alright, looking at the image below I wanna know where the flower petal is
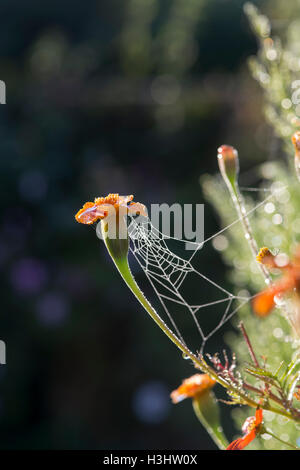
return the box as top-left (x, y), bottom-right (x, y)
top-left (128, 202), bottom-right (147, 217)
top-left (252, 289), bottom-right (276, 317)
top-left (170, 374), bottom-right (216, 404)
top-left (226, 430), bottom-right (256, 450)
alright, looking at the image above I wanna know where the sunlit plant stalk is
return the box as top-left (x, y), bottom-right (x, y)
top-left (217, 144), bottom-right (300, 340)
top-left (292, 132), bottom-right (300, 184)
top-left (99, 212), bottom-right (300, 423)
top-left (217, 145), bottom-right (271, 284)
top-left (75, 192), bottom-right (300, 454)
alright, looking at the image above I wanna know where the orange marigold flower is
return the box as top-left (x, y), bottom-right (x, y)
top-left (75, 193), bottom-right (146, 225)
top-left (294, 387), bottom-right (300, 401)
top-left (227, 408), bottom-right (263, 450)
top-left (252, 246), bottom-right (300, 317)
top-left (170, 374), bottom-right (216, 404)
top-left (292, 131), bottom-right (300, 154)
top-left (252, 277), bottom-right (295, 317)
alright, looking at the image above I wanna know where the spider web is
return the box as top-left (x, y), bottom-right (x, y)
top-left (125, 183), bottom-right (285, 355)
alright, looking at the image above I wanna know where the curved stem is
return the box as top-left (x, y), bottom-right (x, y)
top-left (109, 253), bottom-right (300, 423)
top-left (192, 394), bottom-right (229, 450)
top-left (114, 256), bottom-right (197, 360)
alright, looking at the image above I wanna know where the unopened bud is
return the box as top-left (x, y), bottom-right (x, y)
top-left (217, 145), bottom-right (239, 188)
top-left (292, 132), bottom-right (300, 182)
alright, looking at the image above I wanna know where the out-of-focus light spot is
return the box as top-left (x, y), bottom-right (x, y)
top-left (261, 433), bottom-right (272, 440)
top-left (273, 327), bottom-right (283, 339)
top-left (275, 253), bottom-right (289, 267)
top-left (132, 381), bottom-right (170, 424)
top-left (10, 258), bottom-right (48, 294)
top-left (212, 235), bottom-right (228, 252)
top-left (261, 163), bottom-right (276, 179)
top-left (282, 125), bottom-right (292, 137)
top-left (296, 437), bottom-right (300, 448)
top-left (151, 75), bottom-right (181, 105)
top-left (277, 415), bottom-right (289, 425)
top-left (263, 411), bottom-right (274, 422)
top-left (280, 433), bottom-right (289, 442)
top-left (19, 170), bottom-right (48, 202)
top-left (259, 72), bottom-right (270, 84)
top-left (264, 202), bottom-right (275, 214)
top-left (296, 104), bottom-right (300, 117)
top-left (36, 292), bottom-right (69, 326)
top-left (274, 187), bottom-right (290, 204)
top-left (237, 289), bottom-right (250, 298)
top-left (30, 32), bottom-right (67, 75)
top-left (272, 213), bottom-right (282, 225)
top-left (281, 98), bottom-right (292, 110)
top-left (266, 49), bottom-right (277, 61)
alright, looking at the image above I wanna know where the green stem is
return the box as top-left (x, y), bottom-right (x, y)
top-left (108, 250), bottom-right (299, 422)
top-left (227, 181), bottom-right (271, 283)
top-left (262, 426), bottom-right (299, 450)
top-left (114, 255), bottom-right (197, 360)
top-left (101, 221), bottom-right (300, 424)
top-left (192, 393), bottom-right (229, 450)
top-left (226, 180), bottom-right (300, 338)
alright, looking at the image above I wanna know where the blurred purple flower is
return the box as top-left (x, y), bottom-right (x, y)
top-left (36, 292), bottom-right (70, 326)
top-left (132, 381), bottom-right (170, 424)
top-left (10, 258), bottom-right (48, 294)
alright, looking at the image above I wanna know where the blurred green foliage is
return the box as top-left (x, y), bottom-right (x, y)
top-left (1, 0), bottom-right (297, 450)
top-left (202, 0), bottom-right (300, 449)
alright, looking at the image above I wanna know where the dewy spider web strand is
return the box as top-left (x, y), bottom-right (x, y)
top-left (127, 183), bottom-right (287, 354)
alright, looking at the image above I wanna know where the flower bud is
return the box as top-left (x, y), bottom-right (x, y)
top-left (217, 145), bottom-right (239, 189)
top-left (292, 132), bottom-right (300, 182)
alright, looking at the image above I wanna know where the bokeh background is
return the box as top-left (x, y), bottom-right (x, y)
top-left (0, 0), bottom-right (290, 449)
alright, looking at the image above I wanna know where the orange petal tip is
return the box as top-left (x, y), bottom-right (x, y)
top-left (252, 290), bottom-right (275, 317)
top-left (170, 374), bottom-right (216, 404)
top-left (292, 131), bottom-right (300, 152)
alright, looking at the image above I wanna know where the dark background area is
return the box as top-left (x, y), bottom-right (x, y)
top-left (0, 0), bottom-right (274, 449)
